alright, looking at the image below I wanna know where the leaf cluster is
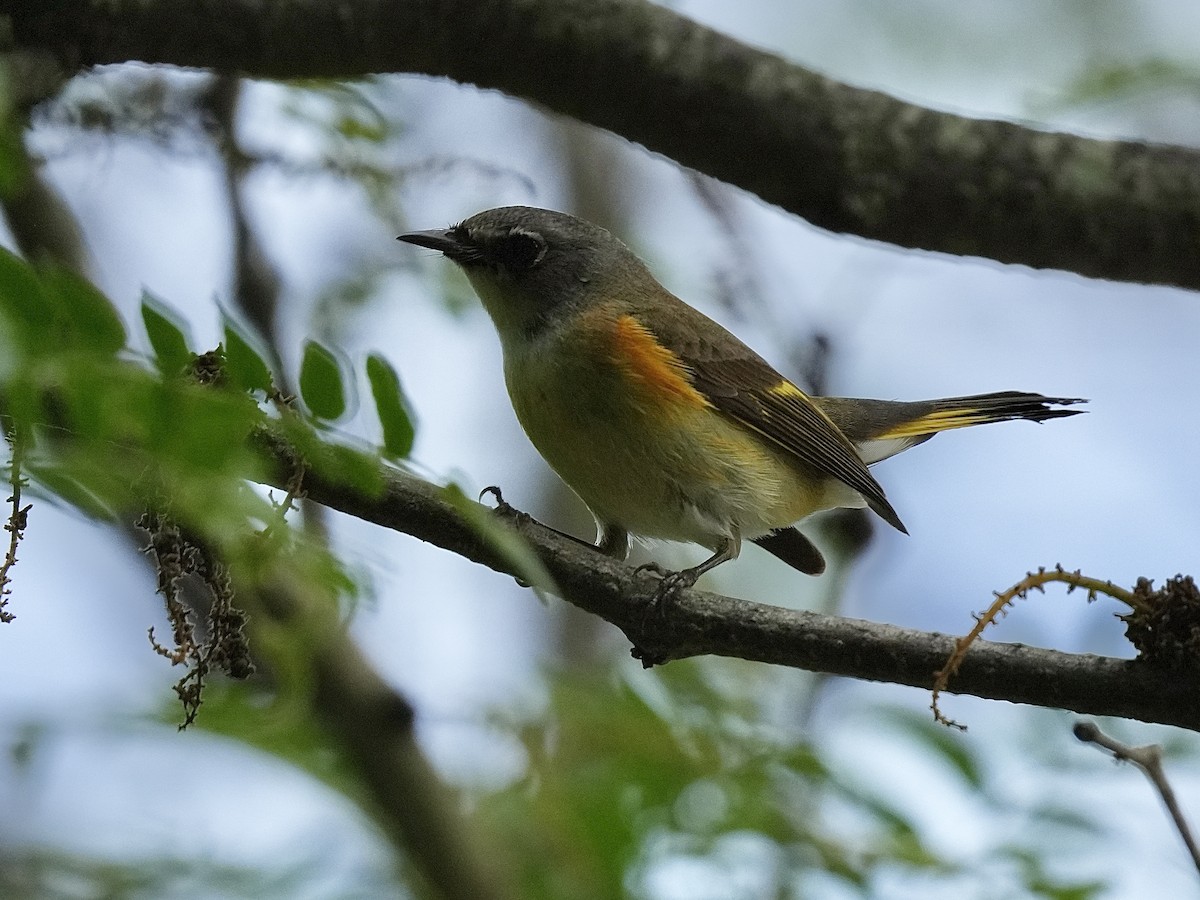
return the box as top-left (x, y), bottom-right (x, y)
top-left (0, 247), bottom-right (420, 726)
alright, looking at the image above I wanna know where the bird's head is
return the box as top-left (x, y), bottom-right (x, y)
top-left (399, 206), bottom-right (653, 341)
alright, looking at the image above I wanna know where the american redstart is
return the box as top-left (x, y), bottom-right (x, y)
top-left (398, 207), bottom-right (1084, 586)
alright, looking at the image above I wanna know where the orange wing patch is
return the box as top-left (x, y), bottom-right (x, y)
top-left (610, 315), bottom-right (710, 409)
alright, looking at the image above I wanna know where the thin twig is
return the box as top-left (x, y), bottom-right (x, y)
top-left (0, 426), bottom-right (31, 623)
top-left (933, 566), bottom-right (1139, 729)
top-left (262, 438), bottom-right (307, 537)
top-left (1074, 720), bottom-right (1200, 876)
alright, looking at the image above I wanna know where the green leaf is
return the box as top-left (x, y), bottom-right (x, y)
top-left (0, 101), bottom-right (29, 197)
top-left (298, 340), bottom-right (346, 420)
top-left (25, 462), bottom-right (117, 521)
top-left (1061, 58), bottom-right (1200, 105)
top-left (0, 246), bottom-right (52, 348)
top-left (335, 112), bottom-right (387, 143)
top-left (443, 483), bottom-right (558, 598)
top-left (0, 252), bottom-right (125, 357)
top-left (41, 264), bottom-right (126, 356)
top-left (150, 381), bottom-right (262, 472)
top-left (221, 313), bottom-right (275, 394)
top-left (141, 292), bottom-right (193, 375)
top-left (321, 442), bottom-right (385, 496)
top-left (365, 353), bottom-right (415, 459)
top-left (1024, 803), bottom-right (1104, 837)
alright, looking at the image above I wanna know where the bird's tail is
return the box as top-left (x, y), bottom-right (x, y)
top-left (816, 392), bottom-right (1086, 465)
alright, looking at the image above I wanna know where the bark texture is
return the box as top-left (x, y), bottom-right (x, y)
top-left (6, 0), bottom-right (1200, 289)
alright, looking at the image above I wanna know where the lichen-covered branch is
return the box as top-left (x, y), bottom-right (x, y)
top-left (5, 0), bottom-right (1200, 289)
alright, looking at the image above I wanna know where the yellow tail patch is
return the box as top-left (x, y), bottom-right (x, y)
top-left (875, 408), bottom-right (999, 440)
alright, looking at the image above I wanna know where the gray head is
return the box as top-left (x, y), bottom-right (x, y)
top-left (398, 206), bottom-right (655, 338)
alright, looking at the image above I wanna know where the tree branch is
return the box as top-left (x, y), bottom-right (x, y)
top-left (6, 0), bottom-right (1200, 290)
top-left (252, 431), bottom-right (1200, 733)
top-left (1074, 720), bottom-right (1200, 875)
top-left (249, 579), bottom-right (519, 900)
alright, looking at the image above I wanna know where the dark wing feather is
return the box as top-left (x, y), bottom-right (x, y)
top-left (637, 298), bottom-right (905, 533)
top-left (688, 356), bottom-right (906, 532)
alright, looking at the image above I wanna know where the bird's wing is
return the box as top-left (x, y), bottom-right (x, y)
top-left (638, 304), bottom-right (906, 533)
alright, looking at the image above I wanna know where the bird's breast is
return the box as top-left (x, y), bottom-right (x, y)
top-left (497, 308), bottom-right (828, 542)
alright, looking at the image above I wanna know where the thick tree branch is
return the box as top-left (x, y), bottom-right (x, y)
top-left (253, 432), bottom-right (1200, 733)
top-left (5, 0), bottom-right (1200, 290)
top-left (248, 579), bottom-right (518, 900)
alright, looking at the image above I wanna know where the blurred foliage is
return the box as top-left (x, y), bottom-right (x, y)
top-left (277, 81), bottom-right (399, 226)
top-left (467, 660), bottom-right (1114, 899)
top-left (0, 845), bottom-right (407, 900)
top-left (187, 682), bottom-right (368, 804)
top-left (0, 64), bottom-right (32, 196)
top-left (0, 241), bottom-right (413, 657)
top-left (1048, 57), bottom-right (1200, 109)
top-left (166, 659), bottom-right (1115, 898)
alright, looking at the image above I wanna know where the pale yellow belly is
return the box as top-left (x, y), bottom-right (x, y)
top-left (501, 329), bottom-right (844, 547)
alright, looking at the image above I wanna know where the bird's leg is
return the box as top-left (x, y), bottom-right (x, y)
top-left (480, 485), bottom-right (530, 524)
top-left (630, 531), bottom-right (741, 668)
top-left (597, 522), bottom-right (629, 560)
top-left (483, 487), bottom-right (629, 559)
top-left (636, 531), bottom-right (741, 596)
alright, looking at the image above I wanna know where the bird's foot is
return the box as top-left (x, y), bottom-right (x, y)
top-left (629, 562), bottom-right (702, 668)
top-left (480, 485), bottom-right (531, 525)
top-left (479, 486), bottom-right (535, 587)
top-left (633, 561), bottom-right (700, 600)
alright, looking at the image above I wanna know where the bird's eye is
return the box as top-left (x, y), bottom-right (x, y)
top-left (493, 229), bottom-right (546, 271)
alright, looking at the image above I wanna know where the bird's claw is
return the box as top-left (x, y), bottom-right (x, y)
top-left (480, 485), bottom-right (532, 527)
top-left (479, 486), bottom-right (532, 586)
top-left (630, 563), bottom-right (701, 668)
top-left (479, 484), bottom-right (510, 512)
top-left (632, 560), bottom-right (672, 580)
top-left (633, 561), bottom-right (699, 604)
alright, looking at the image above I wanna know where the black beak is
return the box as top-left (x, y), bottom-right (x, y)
top-left (397, 228), bottom-right (465, 255)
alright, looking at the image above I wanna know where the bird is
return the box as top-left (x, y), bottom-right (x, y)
top-left (398, 206), bottom-right (1084, 587)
